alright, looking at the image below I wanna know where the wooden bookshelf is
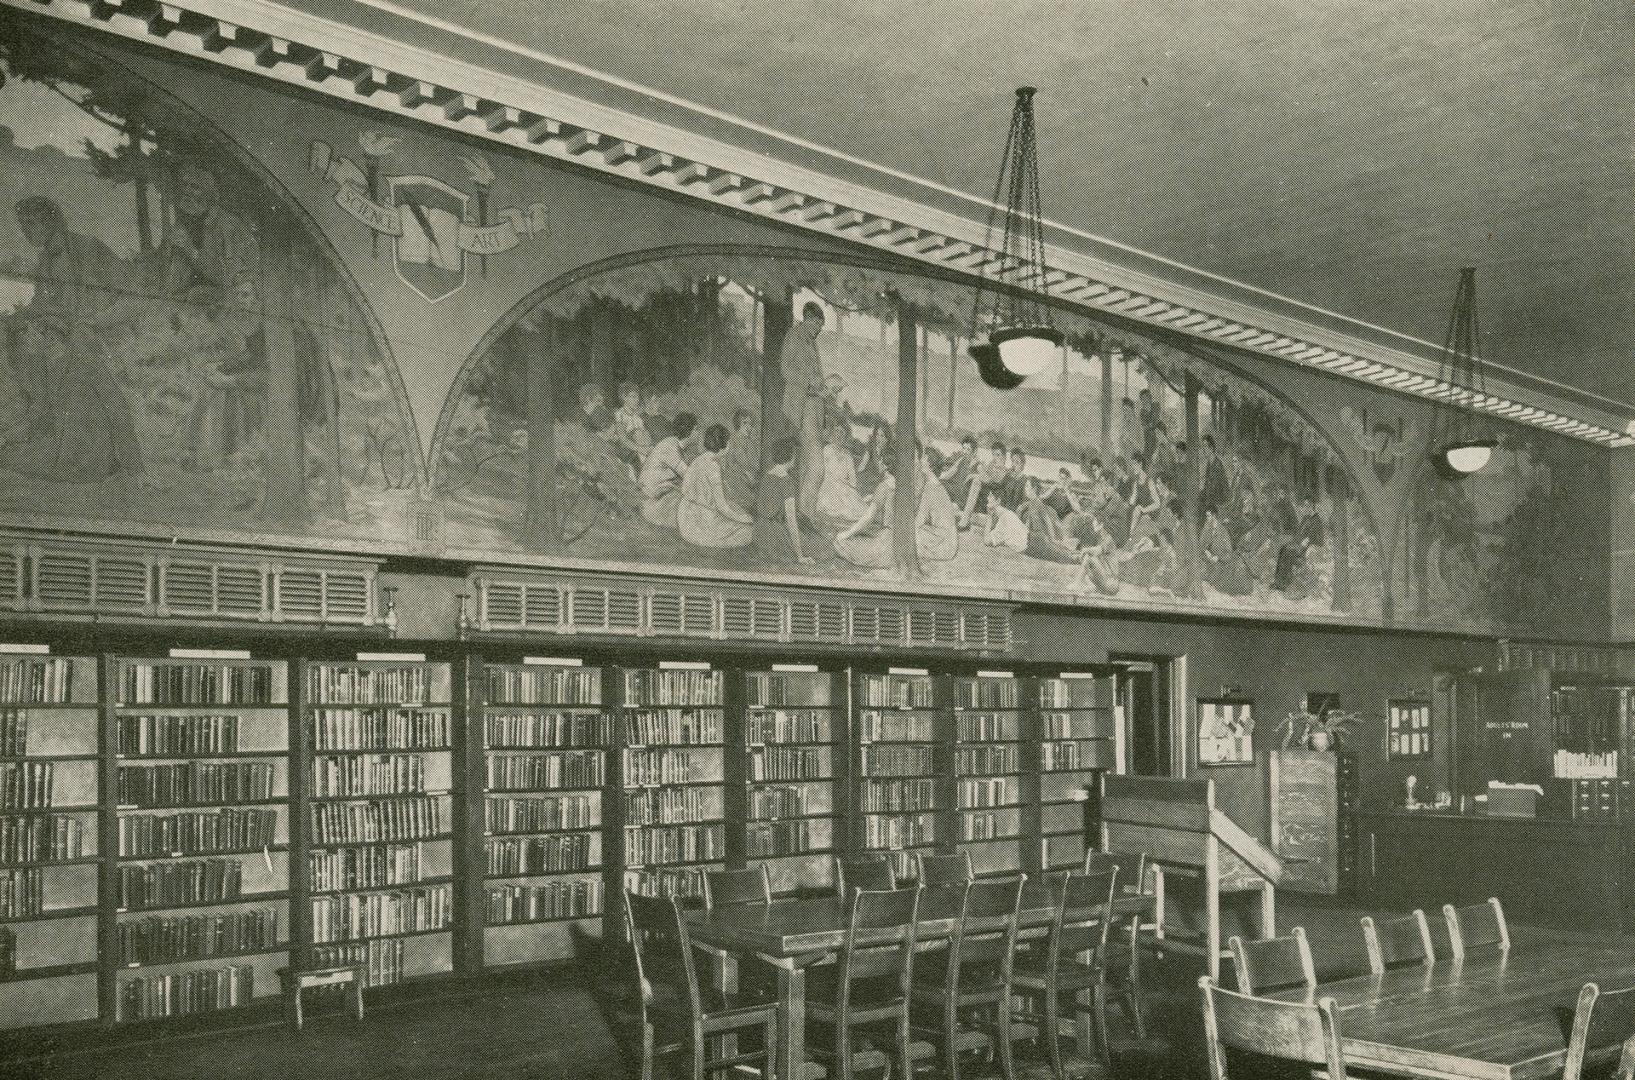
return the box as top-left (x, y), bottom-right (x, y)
top-left (1036, 671), bottom-right (1121, 872)
top-left (108, 655), bottom-right (290, 1024)
top-left (740, 666), bottom-right (845, 894)
top-left (855, 669), bottom-right (945, 885)
top-left (475, 657), bottom-right (607, 967)
top-left (954, 672), bottom-right (1028, 877)
top-left (300, 658), bottom-right (455, 990)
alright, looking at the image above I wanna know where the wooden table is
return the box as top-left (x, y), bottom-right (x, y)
top-left (1270, 942), bottom-right (1635, 1079)
top-left (687, 885), bottom-right (1152, 1080)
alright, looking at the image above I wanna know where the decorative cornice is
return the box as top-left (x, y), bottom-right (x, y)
top-left (11, 0), bottom-right (1633, 447)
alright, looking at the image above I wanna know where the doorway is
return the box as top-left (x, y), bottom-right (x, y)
top-left (1111, 655), bottom-right (1178, 777)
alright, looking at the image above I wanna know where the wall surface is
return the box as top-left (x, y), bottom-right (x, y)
top-left (0, 11), bottom-right (1611, 643)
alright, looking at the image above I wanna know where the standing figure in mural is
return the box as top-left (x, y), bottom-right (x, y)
top-left (188, 274), bottom-right (268, 468)
top-left (815, 421), bottom-right (867, 525)
top-left (1200, 434), bottom-right (1231, 516)
top-left (13, 196), bottom-right (124, 326)
top-left (720, 407), bottom-right (759, 513)
top-left (0, 311), bottom-right (141, 481)
top-left (1138, 387), bottom-right (1160, 458)
top-left (610, 381), bottom-right (653, 480)
top-left (1118, 397), bottom-right (1143, 463)
top-left (753, 436), bottom-right (814, 564)
top-left (155, 163), bottom-right (259, 306)
top-left (677, 423), bottom-right (753, 549)
top-left (639, 412), bottom-right (697, 530)
top-left (780, 301), bottom-right (829, 520)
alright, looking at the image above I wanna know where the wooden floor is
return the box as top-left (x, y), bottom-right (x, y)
top-left (0, 898), bottom-right (1600, 1080)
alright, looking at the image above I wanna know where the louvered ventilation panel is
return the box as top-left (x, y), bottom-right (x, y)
top-left (480, 581), bottom-right (525, 628)
top-left (277, 569), bottom-right (326, 622)
top-left (568, 585), bottom-right (642, 633)
top-left (93, 555), bottom-right (152, 613)
top-left (320, 571), bottom-right (372, 624)
top-left (787, 598), bottom-right (847, 641)
top-left (34, 550), bottom-right (94, 610)
top-left (522, 583), bottom-right (563, 629)
top-left (0, 547), bottom-right (21, 610)
top-left (720, 595), bottom-right (786, 642)
top-left (162, 560), bottom-right (266, 619)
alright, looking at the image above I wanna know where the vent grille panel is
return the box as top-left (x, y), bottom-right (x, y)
top-left (94, 557), bottom-right (150, 611)
top-left (36, 553), bottom-right (93, 608)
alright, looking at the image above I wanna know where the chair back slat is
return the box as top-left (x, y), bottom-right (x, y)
top-left (624, 890), bottom-right (702, 1020)
top-left (1086, 849), bottom-right (1149, 895)
top-left (1443, 897), bottom-right (1509, 960)
top-left (1565, 983), bottom-right (1635, 1080)
top-left (947, 876), bottom-right (1025, 986)
top-left (703, 865), bottom-right (771, 910)
top-left (1361, 910), bottom-right (1434, 975)
top-left (1229, 927), bottom-right (1316, 996)
top-left (836, 886), bottom-right (920, 1009)
top-left (1200, 976), bottom-right (1347, 1079)
top-left (917, 850), bottom-right (974, 886)
top-left (836, 855), bottom-right (896, 897)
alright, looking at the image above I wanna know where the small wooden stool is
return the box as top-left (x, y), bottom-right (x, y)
top-left (278, 964), bottom-right (365, 1030)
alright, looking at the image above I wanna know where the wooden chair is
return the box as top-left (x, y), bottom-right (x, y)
top-left (624, 890), bottom-right (779, 1080)
top-left (835, 855), bottom-right (896, 898)
top-left (917, 850), bottom-right (974, 886)
top-left (1012, 867), bottom-right (1118, 1080)
top-left (912, 875), bottom-right (1027, 1080)
top-left (702, 865), bottom-right (772, 910)
top-left (1199, 976), bottom-right (1349, 1080)
top-left (1564, 982), bottom-right (1635, 1080)
top-left (1360, 910), bottom-right (1435, 975)
top-left (1228, 926), bottom-right (1315, 996)
top-left (1084, 849), bottom-right (1150, 1037)
top-left (806, 885), bottom-right (933, 1080)
top-left (1442, 897), bottom-right (1509, 960)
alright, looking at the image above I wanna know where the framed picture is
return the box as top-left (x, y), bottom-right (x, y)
top-left (1386, 698), bottom-right (1432, 760)
top-left (1197, 697), bottom-right (1255, 766)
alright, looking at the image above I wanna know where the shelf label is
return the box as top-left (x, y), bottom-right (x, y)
top-left (658, 661), bottom-right (710, 671)
top-left (887, 667), bottom-right (928, 677)
top-left (523, 656), bottom-right (582, 667)
top-left (0, 643), bottom-right (49, 654)
top-left (169, 648), bottom-right (252, 660)
top-left (1059, 672), bottom-right (1096, 680)
top-left (770, 663), bottom-right (819, 673)
top-left (976, 670), bottom-right (1015, 680)
top-left (357, 652), bottom-right (426, 663)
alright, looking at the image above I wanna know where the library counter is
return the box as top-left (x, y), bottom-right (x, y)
top-left (1357, 808), bottom-right (1633, 933)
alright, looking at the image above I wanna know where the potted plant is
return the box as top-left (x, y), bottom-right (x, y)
top-left (1278, 708), bottom-right (1361, 751)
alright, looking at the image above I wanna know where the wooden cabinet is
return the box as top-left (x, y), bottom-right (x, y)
top-left (1267, 749), bottom-right (1338, 894)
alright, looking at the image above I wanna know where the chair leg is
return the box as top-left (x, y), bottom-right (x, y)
top-left (996, 993), bottom-right (1016, 1080)
top-left (1042, 985), bottom-right (1064, 1080)
top-left (944, 999), bottom-right (961, 1080)
top-left (837, 1020), bottom-right (854, 1080)
top-left (641, 1022), bottom-right (656, 1080)
top-left (1091, 983), bottom-right (1112, 1068)
top-left (1125, 929), bottom-right (1147, 1039)
top-left (763, 1014), bottom-right (780, 1080)
top-left (691, 1022), bottom-right (707, 1080)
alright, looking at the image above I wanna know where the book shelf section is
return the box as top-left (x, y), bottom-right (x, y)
top-left (0, 655), bottom-right (100, 1030)
top-left (301, 660), bottom-right (454, 990)
top-left (954, 674), bottom-right (1027, 876)
top-left (743, 668), bottom-right (842, 893)
top-left (856, 671), bottom-right (944, 884)
top-left (479, 661), bottom-right (606, 966)
top-left (111, 657), bottom-right (289, 1023)
top-left (619, 667), bottom-right (725, 902)
top-left (1037, 673), bottom-right (1120, 871)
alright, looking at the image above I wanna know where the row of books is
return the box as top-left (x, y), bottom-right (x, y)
top-left (858, 712), bottom-right (936, 743)
top-left (121, 663), bottom-right (277, 706)
top-left (956, 745), bottom-right (1021, 775)
top-left (862, 778), bottom-right (936, 812)
top-left (485, 667), bottom-right (602, 706)
top-left (486, 751), bottom-right (603, 791)
top-left (311, 754), bottom-right (424, 798)
top-left (118, 964), bottom-right (255, 1020)
top-left (958, 713), bottom-right (1021, 742)
top-left (746, 673), bottom-right (829, 708)
top-left (116, 762), bottom-right (276, 808)
top-left (0, 868), bottom-right (43, 917)
top-left (484, 795), bottom-right (599, 834)
top-left (310, 884), bottom-right (452, 942)
top-left (118, 714), bottom-right (248, 757)
top-left (119, 858), bottom-right (244, 909)
top-left (749, 785), bottom-right (813, 821)
top-left (623, 669), bottom-right (721, 706)
top-left (747, 820), bottom-right (821, 858)
top-left (622, 749), bottom-right (713, 788)
top-left (486, 833), bottom-right (596, 875)
top-left (1041, 714), bottom-right (1104, 739)
top-left (625, 787), bottom-right (715, 826)
top-left (623, 709), bottom-right (722, 746)
top-left (958, 777), bottom-right (1018, 808)
top-left (485, 879), bottom-right (603, 923)
top-left (117, 907), bottom-right (281, 965)
top-left (622, 823), bottom-right (723, 867)
top-left (746, 709), bottom-right (832, 744)
top-left (312, 939), bottom-right (403, 987)
top-left (307, 666), bottom-right (440, 706)
top-left (857, 675), bottom-right (934, 709)
top-left (1039, 680), bottom-right (1101, 709)
top-left (1, 658), bottom-right (79, 705)
top-left (118, 809), bottom-right (277, 857)
top-left (1040, 741), bottom-right (1107, 773)
top-left (748, 746), bottom-right (831, 782)
top-left (625, 867), bottom-right (704, 900)
top-left (955, 680), bottom-right (1020, 709)
top-left (0, 707), bottom-right (33, 756)
top-left (485, 711), bottom-right (609, 749)
top-left (0, 762), bottom-right (54, 809)
top-left (862, 746), bottom-right (934, 777)
top-left (0, 813), bottom-right (86, 864)
top-left (863, 813), bottom-right (933, 850)
top-left (309, 798), bottom-right (443, 845)
top-left (309, 843), bottom-right (424, 894)
top-left (960, 810), bottom-right (1017, 842)
top-left (310, 708), bottom-right (450, 751)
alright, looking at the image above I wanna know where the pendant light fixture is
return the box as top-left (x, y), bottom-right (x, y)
top-left (1430, 266), bottom-right (1496, 476)
top-left (968, 86), bottom-right (1063, 390)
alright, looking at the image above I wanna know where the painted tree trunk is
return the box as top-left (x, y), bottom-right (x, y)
top-left (946, 333), bottom-right (959, 432)
top-left (1182, 371), bottom-right (1203, 597)
top-left (893, 299), bottom-right (921, 577)
top-left (759, 288), bottom-right (793, 479)
top-left (1331, 464), bottom-right (1351, 611)
top-left (1100, 345), bottom-right (1114, 458)
top-left (523, 319), bottom-right (559, 546)
top-left (259, 217), bottom-right (309, 525)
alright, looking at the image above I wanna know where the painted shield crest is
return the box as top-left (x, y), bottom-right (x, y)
top-left (388, 174), bottom-right (469, 303)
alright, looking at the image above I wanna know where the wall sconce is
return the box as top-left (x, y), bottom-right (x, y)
top-left (455, 593), bottom-right (471, 640)
top-left (378, 586), bottom-right (398, 638)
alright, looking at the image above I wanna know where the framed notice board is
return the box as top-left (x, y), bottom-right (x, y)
top-left (1197, 697), bottom-right (1254, 766)
top-left (1387, 698), bottom-right (1432, 760)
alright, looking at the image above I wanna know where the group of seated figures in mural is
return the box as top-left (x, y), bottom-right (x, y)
top-left (531, 290), bottom-right (1342, 610)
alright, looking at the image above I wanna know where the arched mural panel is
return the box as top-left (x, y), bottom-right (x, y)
top-left (434, 247), bottom-right (1388, 624)
top-left (0, 18), bottom-right (421, 541)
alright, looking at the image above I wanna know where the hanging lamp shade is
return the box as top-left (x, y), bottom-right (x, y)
top-left (1430, 266), bottom-right (1496, 478)
top-left (968, 87), bottom-right (1062, 388)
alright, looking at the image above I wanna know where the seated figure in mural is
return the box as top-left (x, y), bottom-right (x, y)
top-left (957, 439), bottom-right (1010, 530)
top-left (677, 423), bottom-right (754, 549)
top-left (1275, 495), bottom-right (1327, 598)
top-left (815, 421), bottom-right (868, 526)
top-left (1129, 473), bottom-right (1177, 548)
top-left (578, 383), bottom-right (614, 434)
top-left (834, 443), bottom-right (959, 570)
top-left (719, 407), bottom-right (759, 514)
top-left (1072, 513), bottom-right (1123, 596)
top-left (1120, 525), bottom-right (1183, 596)
top-left (153, 162), bottom-right (260, 308)
top-left (753, 436), bottom-right (815, 564)
top-left (1043, 466), bottom-right (1081, 519)
top-left (832, 464), bottom-right (896, 569)
top-left (856, 422), bottom-right (894, 498)
top-left (0, 311), bottom-right (141, 482)
top-left (609, 381), bottom-right (653, 478)
top-left (938, 435), bottom-right (978, 505)
top-left (983, 496), bottom-right (1030, 555)
top-left (915, 445), bottom-right (959, 564)
top-left (13, 196), bottom-right (126, 329)
top-left (1018, 476), bottom-right (1082, 565)
top-left (1201, 505), bottom-right (1254, 596)
top-left (639, 411), bottom-right (697, 530)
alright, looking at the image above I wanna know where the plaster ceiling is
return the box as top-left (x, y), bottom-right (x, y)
top-left (366, 0), bottom-right (1634, 406)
